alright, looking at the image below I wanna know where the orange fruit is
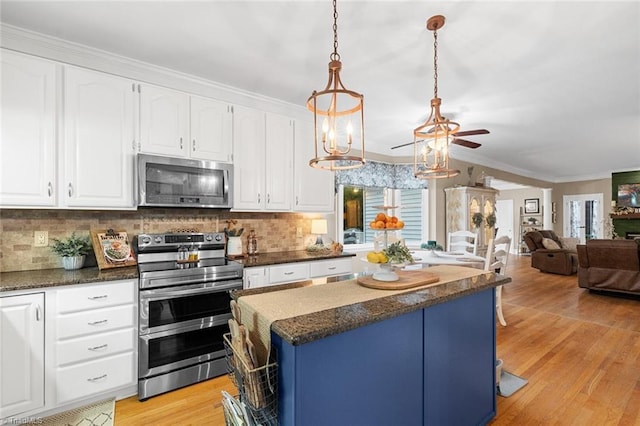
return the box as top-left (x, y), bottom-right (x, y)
top-left (369, 221), bottom-right (376, 228)
top-left (390, 216), bottom-right (398, 223)
top-left (385, 222), bottom-right (394, 229)
top-left (375, 220), bottom-right (385, 229)
top-left (375, 213), bottom-right (386, 222)
top-left (396, 220), bottom-right (404, 229)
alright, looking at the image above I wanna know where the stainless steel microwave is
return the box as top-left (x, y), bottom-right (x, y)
top-left (137, 154), bottom-right (233, 208)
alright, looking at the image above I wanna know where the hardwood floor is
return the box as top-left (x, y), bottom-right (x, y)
top-left (115, 255), bottom-right (640, 425)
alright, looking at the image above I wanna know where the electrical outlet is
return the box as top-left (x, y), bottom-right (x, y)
top-left (34, 231), bottom-right (48, 247)
top-left (296, 227), bottom-right (303, 238)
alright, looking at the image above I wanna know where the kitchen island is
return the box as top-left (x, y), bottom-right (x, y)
top-left (233, 265), bottom-right (511, 426)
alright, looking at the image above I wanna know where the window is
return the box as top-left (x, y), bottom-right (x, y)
top-left (339, 185), bottom-right (428, 247)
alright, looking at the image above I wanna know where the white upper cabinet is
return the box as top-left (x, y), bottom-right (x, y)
top-left (0, 50), bottom-right (57, 207)
top-left (139, 83), bottom-right (190, 157)
top-left (63, 66), bottom-right (135, 208)
top-left (232, 107), bottom-right (293, 211)
top-left (190, 95), bottom-right (233, 162)
top-left (293, 120), bottom-right (335, 212)
top-left (233, 105), bottom-right (266, 210)
top-left (139, 84), bottom-right (232, 162)
top-left (264, 112), bottom-right (293, 211)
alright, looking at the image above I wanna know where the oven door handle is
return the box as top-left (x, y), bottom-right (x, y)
top-left (142, 271), bottom-right (241, 288)
top-left (140, 281), bottom-right (240, 301)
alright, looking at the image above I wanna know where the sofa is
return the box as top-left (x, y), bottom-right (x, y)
top-left (523, 230), bottom-right (579, 275)
top-left (577, 239), bottom-right (640, 295)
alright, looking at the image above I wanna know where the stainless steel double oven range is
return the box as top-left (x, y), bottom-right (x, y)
top-left (136, 231), bottom-right (243, 400)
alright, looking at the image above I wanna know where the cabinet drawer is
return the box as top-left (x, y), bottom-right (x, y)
top-left (309, 258), bottom-right (352, 278)
top-left (57, 279), bottom-right (136, 313)
top-left (56, 352), bottom-right (135, 404)
top-left (269, 263), bottom-right (309, 285)
top-left (57, 305), bottom-right (135, 339)
top-left (56, 328), bottom-right (135, 366)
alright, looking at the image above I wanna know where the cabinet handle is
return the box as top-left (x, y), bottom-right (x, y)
top-left (284, 271), bottom-right (294, 275)
top-left (35, 304), bottom-right (42, 321)
top-left (328, 266), bottom-right (336, 270)
top-left (257, 193), bottom-right (261, 204)
top-left (180, 137), bottom-right (183, 149)
top-left (192, 140), bottom-right (196, 151)
top-left (267, 194), bottom-right (270, 204)
top-left (47, 182), bottom-right (53, 197)
top-left (296, 196), bottom-right (299, 206)
top-left (87, 374), bottom-right (107, 383)
top-left (88, 319), bottom-right (108, 326)
top-left (88, 344), bottom-right (108, 352)
top-left (68, 183), bottom-right (73, 197)
top-left (87, 294), bottom-right (108, 300)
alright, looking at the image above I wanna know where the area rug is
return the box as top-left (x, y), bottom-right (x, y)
top-left (28, 398), bottom-right (115, 426)
top-left (497, 371), bottom-right (528, 397)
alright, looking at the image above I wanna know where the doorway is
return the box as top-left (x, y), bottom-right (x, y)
top-left (495, 199), bottom-right (515, 253)
top-left (563, 193), bottom-right (604, 243)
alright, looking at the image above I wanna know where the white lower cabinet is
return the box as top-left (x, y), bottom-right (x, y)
top-left (243, 258), bottom-right (353, 289)
top-left (52, 279), bottom-right (137, 406)
top-left (0, 293), bottom-right (45, 420)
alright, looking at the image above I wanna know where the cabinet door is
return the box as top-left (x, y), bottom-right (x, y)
top-left (233, 105), bottom-right (265, 211)
top-left (190, 96), bottom-right (232, 162)
top-left (243, 267), bottom-right (269, 289)
top-left (139, 83), bottom-right (189, 157)
top-left (63, 67), bottom-right (135, 208)
top-left (293, 120), bottom-right (334, 212)
top-left (265, 113), bottom-right (293, 211)
top-left (0, 293), bottom-right (45, 418)
top-left (0, 50), bottom-right (57, 207)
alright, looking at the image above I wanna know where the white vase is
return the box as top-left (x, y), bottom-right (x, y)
top-left (62, 255), bottom-right (85, 270)
top-left (226, 236), bottom-right (243, 256)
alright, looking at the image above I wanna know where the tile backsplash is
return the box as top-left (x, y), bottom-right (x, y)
top-left (0, 209), bottom-right (323, 272)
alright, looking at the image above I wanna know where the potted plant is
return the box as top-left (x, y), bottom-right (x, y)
top-left (51, 232), bottom-right (92, 270)
top-left (472, 212), bottom-right (484, 229)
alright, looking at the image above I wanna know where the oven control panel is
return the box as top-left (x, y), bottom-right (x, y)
top-left (137, 232), bottom-right (224, 250)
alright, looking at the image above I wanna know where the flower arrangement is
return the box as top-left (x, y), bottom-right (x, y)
top-left (472, 212), bottom-right (484, 229)
top-left (485, 212), bottom-right (497, 228)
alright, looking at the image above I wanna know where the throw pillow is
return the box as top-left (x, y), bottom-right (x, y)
top-left (542, 237), bottom-right (561, 250)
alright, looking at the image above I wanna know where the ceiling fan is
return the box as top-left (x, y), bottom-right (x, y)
top-left (390, 128), bottom-right (490, 150)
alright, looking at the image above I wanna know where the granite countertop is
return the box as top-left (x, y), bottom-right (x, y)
top-left (0, 266), bottom-right (140, 293)
top-left (233, 250), bottom-right (356, 267)
top-left (233, 269), bottom-right (511, 346)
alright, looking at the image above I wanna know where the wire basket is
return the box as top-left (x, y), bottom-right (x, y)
top-left (223, 333), bottom-right (278, 426)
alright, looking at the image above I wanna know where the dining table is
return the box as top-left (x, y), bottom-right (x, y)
top-left (409, 250), bottom-right (486, 268)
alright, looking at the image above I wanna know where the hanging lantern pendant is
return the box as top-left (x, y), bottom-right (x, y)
top-left (307, 0), bottom-right (365, 171)
top-left (413, 15), bottom-right (460, 179)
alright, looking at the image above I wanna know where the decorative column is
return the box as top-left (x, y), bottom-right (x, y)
top-left (542, 188), bottom-right (553, 229)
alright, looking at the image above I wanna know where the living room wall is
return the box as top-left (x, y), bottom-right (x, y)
top-left (611, 170), bottom-right (640, 238)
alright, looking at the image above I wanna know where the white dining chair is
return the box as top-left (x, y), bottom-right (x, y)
top-left (485, 235), bottom-right (511, 326)
top-left (447, 230), bottom-right (478, 255)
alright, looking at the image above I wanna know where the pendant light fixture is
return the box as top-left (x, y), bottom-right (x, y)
top-left (413, 15), bottom-right (460, 179)
top-left (307, 0), bottom-right (365, 171)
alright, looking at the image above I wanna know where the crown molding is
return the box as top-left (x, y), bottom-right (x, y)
top-left (0, 24), bottom-right (309, 119)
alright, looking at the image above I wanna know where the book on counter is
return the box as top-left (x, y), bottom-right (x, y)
top-left (90, 229), bottom-right (137, 270)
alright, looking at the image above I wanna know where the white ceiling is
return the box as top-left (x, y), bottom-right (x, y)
top-left (2, 1), bottom-right (639, 183)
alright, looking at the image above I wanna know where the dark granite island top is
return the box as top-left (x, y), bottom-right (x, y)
top-left (0, 266), bottom-right (139, 293)
top-left (232, 266), bottom-right (511, 346)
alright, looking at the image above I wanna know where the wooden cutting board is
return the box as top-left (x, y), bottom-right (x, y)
top-left (357, 269), bottom-right (440, 290)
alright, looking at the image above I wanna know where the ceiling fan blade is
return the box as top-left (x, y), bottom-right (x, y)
top-left (390, 140), bottom-right (422, 150)
top-left (452, 129), bottom-right (490, 137)
top-left (452, 138), bottom-right (481, 149)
